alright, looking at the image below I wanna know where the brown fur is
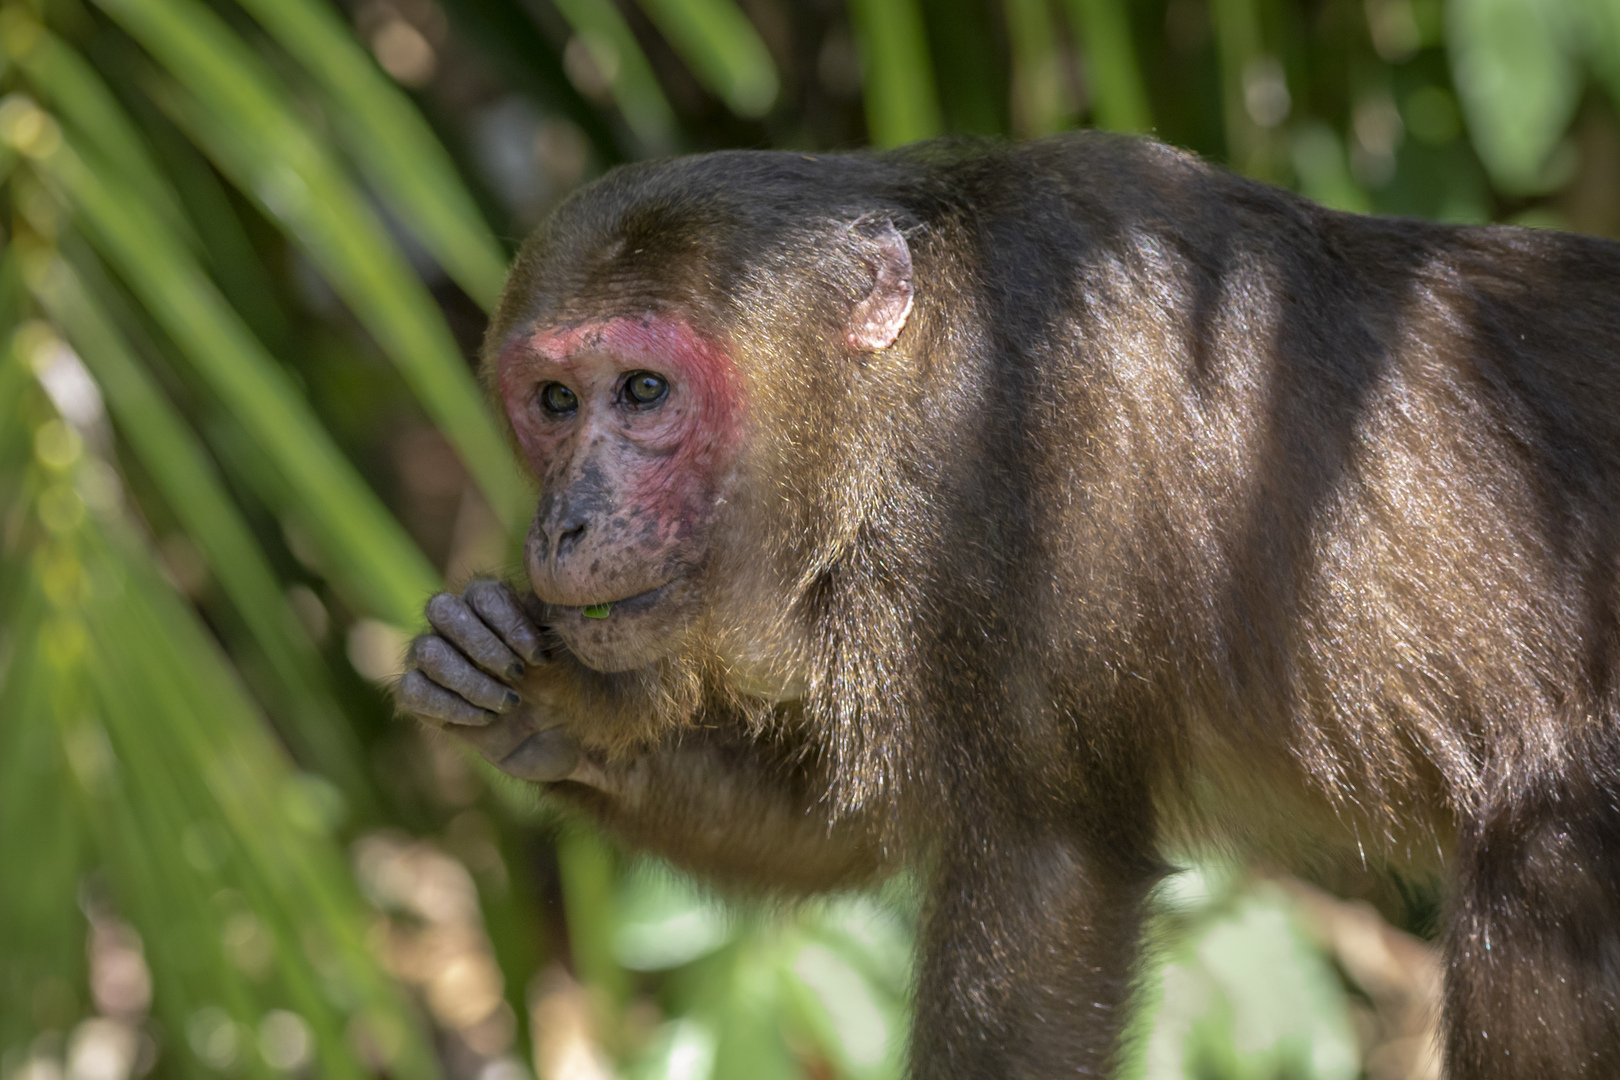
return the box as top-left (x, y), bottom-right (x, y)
top-left (412, 131), bottom-right (1620, 1078)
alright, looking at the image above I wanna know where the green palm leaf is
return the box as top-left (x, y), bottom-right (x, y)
top-left (632, 0), bottom-right (779, 118)
top-left (91, 0), bottom-right (529, 529)
top-left (27, 255), bottom-right (373, 805)
top-left (846, 0), bottom-right (941, 147)
top-left (230, 0), bottom-right (511, 309)
top-left (36, 133), bottom-right (439, 625)
top-left (2, 358), bottom-right (439, 1077)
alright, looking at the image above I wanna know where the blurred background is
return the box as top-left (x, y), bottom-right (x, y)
top-left (1, 0), bottom-right (1617, 1077)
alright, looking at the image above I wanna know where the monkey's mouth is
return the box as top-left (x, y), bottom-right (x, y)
top-left (557, 582), bottom-right (671, 620)
top-left (546, 580), bottom-right (694, 672)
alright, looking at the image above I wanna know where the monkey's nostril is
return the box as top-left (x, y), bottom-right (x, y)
top-left (554, 523), bottom-right (587, 560)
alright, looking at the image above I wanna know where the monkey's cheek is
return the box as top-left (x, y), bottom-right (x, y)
top-left (550, 580), bottom-right (701, 672)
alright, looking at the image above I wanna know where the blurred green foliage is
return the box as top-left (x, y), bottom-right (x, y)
top-left (2, 0), bottom-right (1617, 1078)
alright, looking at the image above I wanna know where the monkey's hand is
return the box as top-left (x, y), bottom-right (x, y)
top-left (397, 580), bottom-right (604, 787)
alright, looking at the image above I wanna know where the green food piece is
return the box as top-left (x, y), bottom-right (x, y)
top-left (582, 603), bottom-right (613, 619)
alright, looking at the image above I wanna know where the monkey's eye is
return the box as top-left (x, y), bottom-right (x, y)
top-left (623, 371), bottom-right (668, 407)
top-left (539, 382), bottom-right (578, 416)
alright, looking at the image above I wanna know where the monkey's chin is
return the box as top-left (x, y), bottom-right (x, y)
top-left (545, 581), bottom-right (697, 672)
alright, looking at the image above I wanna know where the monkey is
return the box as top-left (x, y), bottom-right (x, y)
top-left (395, 130), bottom-right (1620, 1078)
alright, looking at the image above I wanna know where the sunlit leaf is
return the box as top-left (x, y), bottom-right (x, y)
top-left (846, 0), bottom-right (942, 147)
top-left (2, 368), bottom-right (438, 1078)
top-left (1208, 0), bottom-right (1269, 176)
top-left (1583, 0), bottom-right (1620, 110)
top-left (231, 0), bottom-right (510, 308)
top-left (633, 0), bottom-right (779, 118)
top-left (553, 0), bottom-right (680, 150)
top-left (1184, 891), bottom-right (1358, 1079)
top-left (627, 1018), bottom-right (720, 1080)
top-left (615, 862), bottom-right (733, 971)
top-left (0, 370), bottom-right (91, 1060)
top-left (1061, 0), bottom-right (1153, 132)
top-left (91, 542), bottom-right (437, 1079)
top-left (90, 0), bottom-right (530, 529)
top-left (34, 137), bottom-right (439, 625)
top-left (1004, 0), bottom-right (1075, 137)
top-left (1449, 0), bottom-right (1582, 193)
top-left (4, 19), bottom-right (194, 248)
top-left (27, 255), bottom-right (374, 804)
top-left (705, 943), bottom-right (802, 1080)
top-left (782, 941), bottom-right (903, 1080)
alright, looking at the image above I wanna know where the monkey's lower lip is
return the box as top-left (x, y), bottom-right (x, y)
top-left (564, 583), bottom-right (670, 616)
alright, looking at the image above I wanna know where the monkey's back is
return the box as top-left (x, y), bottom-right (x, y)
top-left (945, 135), bottom-right (1620, 858)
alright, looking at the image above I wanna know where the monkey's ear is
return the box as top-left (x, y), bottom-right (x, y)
top-left (846, 216), bottom-right (914, 352)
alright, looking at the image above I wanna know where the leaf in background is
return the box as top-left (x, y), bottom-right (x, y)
top-left (614, 862), bottom-right (733, 972)
top-left (917, 0), bottom-right (1008, 135)
top-left (1061, 0), bottom-right (1154, 132)
top-left (230, 0), bottom-right (510, 309)
top-left (627, 1017), bottom-right (720, 1080)
top-left (556, 827), bottom-right (633, 1006)
top-left (1208, 0), bottom-right (1267, 175)
top-left (1182, 891), bottom-right (1359, 1078)
top-left (1448, 0), bottom-right (1582, 194)
top-left (35, 135), bottom-right (439, 626)
top-left (1582, 0), bottom-right (1620, 111)
top-left (846, 0), bottom-right (942, 147)
top-left (1004, 0), bottom-right (1076, 138)
top-left (2, 354), bottom-right (439, 1078)
top-left (2, 16), bottom-right (195, 249)
top-left (123, 101), bottom-right (296, 353)
top-left (435, 0), bottom-right (627, 161)
top-left (89, 0), bottom-right (531, 530)
top-left (782, 940), bottom-right (903, 1080)
top-left (633, 0), bottom-right (779, 119)
top-left (704, 943), bottom-right (803, 1080)
top-left (0, 346), bottom-right (91, 1065)
top-left (26, 256), bottom-right (374, 806)
top-left (777, 899), bottom-right (911, 1080)
top-left (1291, 123), bottom-right (1372, 213)
top-left (552, 0), bottom-right (680, 151)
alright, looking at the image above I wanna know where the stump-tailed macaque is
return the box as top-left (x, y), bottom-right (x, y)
top-left (397, 132), bottom-right (1620, 1078)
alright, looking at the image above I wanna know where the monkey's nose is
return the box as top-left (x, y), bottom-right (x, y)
top-left (535, 474), bottom-right (603, 566)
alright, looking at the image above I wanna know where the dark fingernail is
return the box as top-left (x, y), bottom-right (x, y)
top-left (506, 660), bottom-right (526, 680)
top-left (503, 690), bottom-right (521, 710)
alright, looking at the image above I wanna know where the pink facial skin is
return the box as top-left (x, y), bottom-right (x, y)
top-left (497, 316), bottom-right (746, 670)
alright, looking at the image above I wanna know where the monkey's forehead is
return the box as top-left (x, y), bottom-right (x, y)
top-left (491, 151), bottom-right (929, 318)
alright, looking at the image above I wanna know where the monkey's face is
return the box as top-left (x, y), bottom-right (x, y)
top-left (497, 316), bottom-right (746, 672)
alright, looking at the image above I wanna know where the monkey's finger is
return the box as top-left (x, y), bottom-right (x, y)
top-left (425, 593), bottom-right (525, 681)
top-left (413, 635), bottom-right (521, 713)
top-left (465, 579), bottom-right (547, 664)
top-left (397, 670), bottom-right (497, 727)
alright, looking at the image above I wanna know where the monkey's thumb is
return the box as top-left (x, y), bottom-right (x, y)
top-left (499, 727), bottom-right (582, 783)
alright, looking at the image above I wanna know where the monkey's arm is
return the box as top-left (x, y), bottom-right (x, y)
top-left (397, 580), bottom-right (887, 893)
top-left (548, 724), bottom-right (888, 893)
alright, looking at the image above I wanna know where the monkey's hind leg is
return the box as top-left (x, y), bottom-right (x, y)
top-left (1444, 765), bottom-right (1620, 1078)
